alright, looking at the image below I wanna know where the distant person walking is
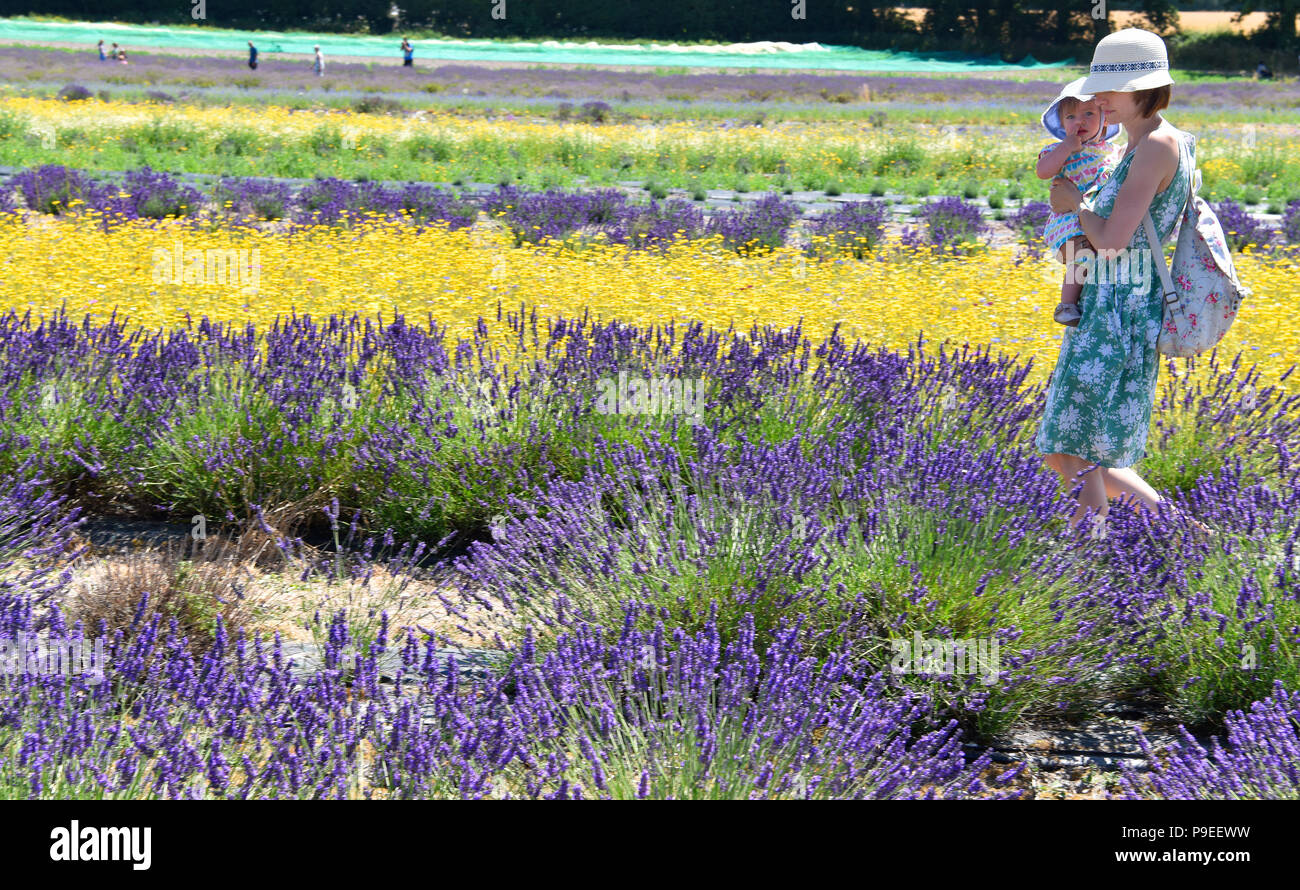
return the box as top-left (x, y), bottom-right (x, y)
top-left (313, 45), bottom-right (325, 77)
top-left (248, 41), bottom-right (258, 70)
top-left (97, 39), bottom-right (106, 61)
top-left (401, 37), bottom-right (414, 67)
top-left (1256, 60), bottom-right (1273, 80)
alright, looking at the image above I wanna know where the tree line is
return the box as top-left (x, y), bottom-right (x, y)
top-left (2, 2), bottom-right (1298, 53)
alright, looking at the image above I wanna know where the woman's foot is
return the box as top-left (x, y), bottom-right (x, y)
top-left (1054, 302), bottom-right (1082, 327)
top-left (1162, 503), bottom-right (1217, 545)
top-left (1185, 516), bottom-right (1216, 545)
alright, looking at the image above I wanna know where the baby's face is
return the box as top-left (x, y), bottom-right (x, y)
top-left (1062, 100), bottom-right (1102, 142)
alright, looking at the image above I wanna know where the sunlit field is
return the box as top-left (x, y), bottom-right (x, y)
top-left (2, 47), bottom-right (1299, 802)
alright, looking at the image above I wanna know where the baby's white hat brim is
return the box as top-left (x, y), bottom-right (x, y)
top-left (1041, 76), bottom-right (1121, 142)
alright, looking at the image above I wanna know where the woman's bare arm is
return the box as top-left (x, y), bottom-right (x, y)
top-left (1070, 132), bottom-right (1178, 252)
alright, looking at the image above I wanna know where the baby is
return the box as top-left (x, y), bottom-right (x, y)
top-left (1035, 78), bottom-right (1121, 327)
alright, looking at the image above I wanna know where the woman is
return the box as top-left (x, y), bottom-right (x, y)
top-left (1035, 28), bottom-right (1210, 539)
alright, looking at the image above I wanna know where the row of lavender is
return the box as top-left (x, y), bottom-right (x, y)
top-left (0, 474), bottom-right (1023, 800)
top-left (1, 164), bottom-right (885, 253)
top-left (2, 309), bottom-right (1299, 796)
top-left (8, 47), bottom-right (1298, 108)
top-left (6, 164), bottom-right (1297, 255)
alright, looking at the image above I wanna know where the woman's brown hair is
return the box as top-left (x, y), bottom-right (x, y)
top-left (1133, 85), bottom-right (1171, 118)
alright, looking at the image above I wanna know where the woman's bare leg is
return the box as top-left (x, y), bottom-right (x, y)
top-left (1102, 465), bottom-right (1211, 535)
top-left (1042, 453), bottom-right (1109, 530)
top-left (1047, 458), bottom-right (1210, 538)
top-left (1099, 466), bottom-right (1162, 513)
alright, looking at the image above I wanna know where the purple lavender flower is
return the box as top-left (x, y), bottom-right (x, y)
top-left (902, 196), bottom-right (990, 256)
top-left (1281, 199), bottom-right (1300, 244)
top-left (805, 200), bottom-right (889, 258)
top-left (707, 193), bottom-right (802, 255)
top-left (105, 167), bottom-right (204, 221)
top-left (214, 177), bottom-right (293, 223)
top-left (608, 197), bottom-right (705, 249)
top-left (10, 165), bottom-right (98, 216)
top-left (1119, 681), bottom-right (1300, 800)
top-left (1212, 200), bottom-right (1273, 252)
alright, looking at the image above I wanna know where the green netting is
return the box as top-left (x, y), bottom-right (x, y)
top-left (0, 17), bottom-right (1072, 72)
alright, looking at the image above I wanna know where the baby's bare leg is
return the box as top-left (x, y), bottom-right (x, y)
top-left (1060, 276), bottom-right (1083, 307)
top-left (1059, 235), bottom-right (1091, 305)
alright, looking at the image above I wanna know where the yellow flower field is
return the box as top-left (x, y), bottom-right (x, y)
top-left (2, 95), bottom-right (1038, 153)
top-left (2, 214), bottom-right (1295, 392)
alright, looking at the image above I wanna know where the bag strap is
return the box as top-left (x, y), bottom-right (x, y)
top-left (1144, 142), bottom-right (1200, 307)
top-left (1143, 211), bottom-right (1179, 305)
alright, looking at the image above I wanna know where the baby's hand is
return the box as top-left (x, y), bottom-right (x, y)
top-left (1062, 130), bottom-right (1084, 153)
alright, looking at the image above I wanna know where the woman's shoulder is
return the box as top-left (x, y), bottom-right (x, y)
top-left (1152, 119), bottom-right (1194, 151)
top-left (1150, 121), bottom-right (1182, 145)
top-left (1133, 121), bottom-right (1182, 163)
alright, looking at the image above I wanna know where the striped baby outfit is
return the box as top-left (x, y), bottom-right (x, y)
top-left (1039, 139), bottom-right (1121, 253)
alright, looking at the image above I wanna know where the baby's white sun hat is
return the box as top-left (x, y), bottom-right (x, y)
top-left (1079, 28), bottom-right (1175, 94)
top-left (1041, 77), bottom-right (1120, 143)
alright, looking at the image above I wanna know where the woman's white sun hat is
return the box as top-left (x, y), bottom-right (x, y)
top-left (1041, 77), bottom-right (1121, 143)
top-left (1079, 28), bottom-right (1175, 94)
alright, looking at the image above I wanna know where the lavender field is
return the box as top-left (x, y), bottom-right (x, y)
top-left (4, 45), bottom-right (1300, 112)
top-left (2, 308), bottom-right (1298, 800)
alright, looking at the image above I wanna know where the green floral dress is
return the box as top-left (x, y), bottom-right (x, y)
top-left (1035, 121), bottom-right (1194, 469)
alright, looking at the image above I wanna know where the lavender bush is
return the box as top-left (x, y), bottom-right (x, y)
top-left (606, 197), bottom-right (706, 249)
top-left (707, 193), bottom-right (802, 255)
top-left (0, 456), bottom-right (82, 629)
top-left (10, 165), bottom-right (100, 216)
top-left (214, 177), bottom-right (293, 222)
top-left (1282, 199), bottom-right (1300, 245)
top-left (394, 183), bottom-right (480, 230)
top-left (0, 305), bottom-right (1297, 794)
top-left (483, 185), bottom-right (628, 246)
top-left (0, 163), bottom-right (1060, 256)
top-left (1006, 201), bottom-right (1052, 257)
top-left (805, 200), bottom-right (890, 258)
top-left (1212, 199), bottom-right (1273, 252)
top-left (902, 196), bottom-right (990, 256)
top-left (297, 177), bottom-right (366, 226)
top-left (1119, 681), bottom-right (1300, 799)
top-left (0, 561), bottom-right (1024, 799)
top-left (103, 167), bottom-right (203, 221)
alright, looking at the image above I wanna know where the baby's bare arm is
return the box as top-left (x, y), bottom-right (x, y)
top-left (1036, 142), bottom-right (1077, 180)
